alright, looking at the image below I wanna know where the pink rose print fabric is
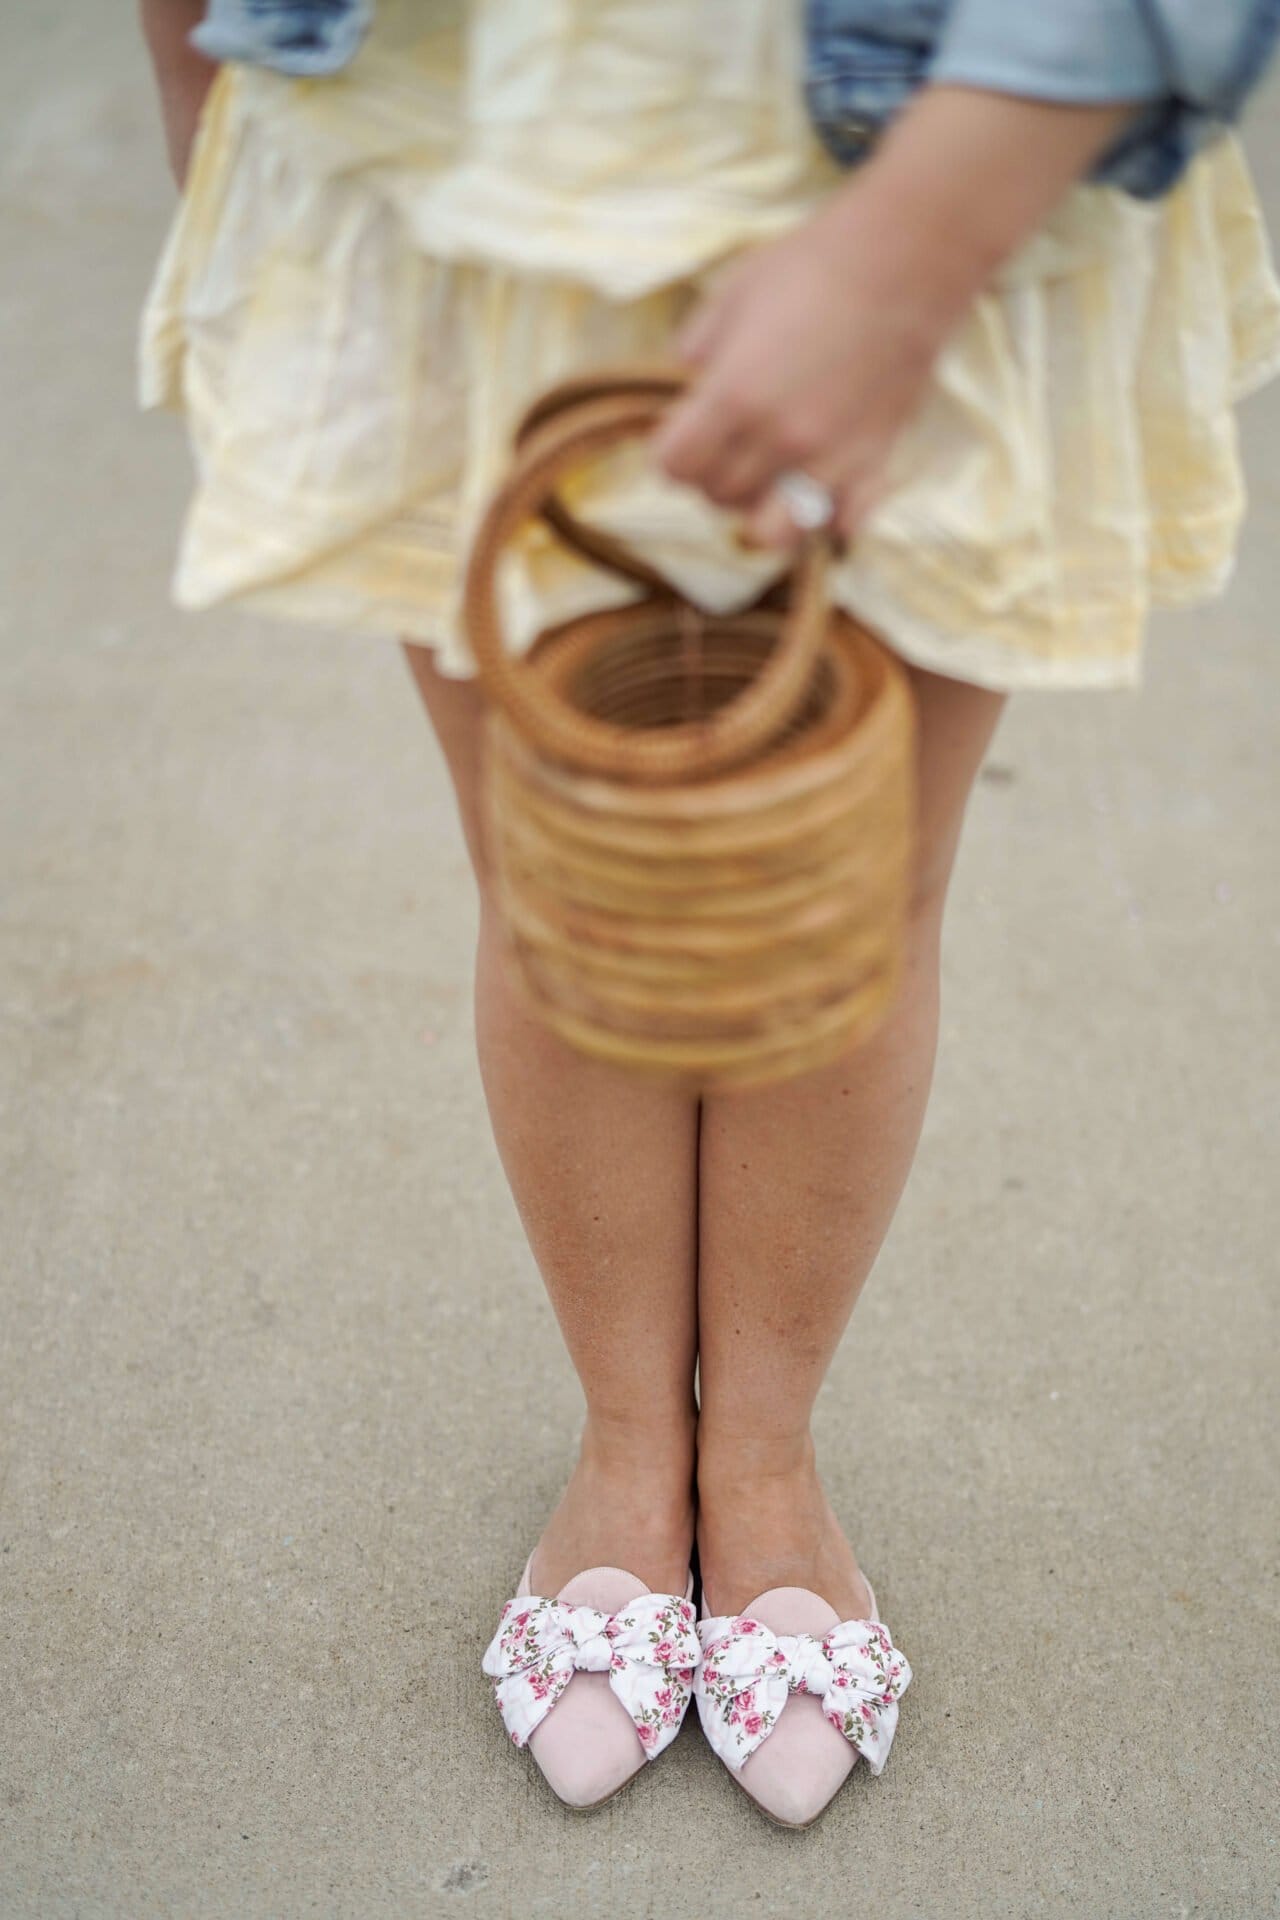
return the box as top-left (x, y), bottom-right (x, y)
top-left (481, 1591), bottom-right (700, 1758)
top-left (695, 1613), bottom-right (912, 1775)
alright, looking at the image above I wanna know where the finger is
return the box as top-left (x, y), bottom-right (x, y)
top-left (743, 458), bottom-right (853, 554)
top-left (651, 380), bottom-right (746, 489)
top-left (694, 427), bottom-right (783, 510)
top-left (743, 490), bottom-right (808, 554)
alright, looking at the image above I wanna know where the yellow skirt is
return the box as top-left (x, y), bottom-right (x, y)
top-left (140, 17), bottom-right (1280, 692)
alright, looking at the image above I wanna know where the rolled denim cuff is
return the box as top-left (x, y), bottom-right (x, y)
top-left (930, 0), bottom-right (1280, 118)
top-left (928, 1), bottom-right (1168, 106)
top-left (1157, 1), bottom-right (1280, 115)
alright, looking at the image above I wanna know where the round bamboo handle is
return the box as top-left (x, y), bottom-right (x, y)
top-left (462, 372), bottom-right (834, 784)
top-left (514, 365), bottom-right (692, 590)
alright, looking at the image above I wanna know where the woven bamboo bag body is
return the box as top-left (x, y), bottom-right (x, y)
top-left (462, 368), bottom-right (918, 1092)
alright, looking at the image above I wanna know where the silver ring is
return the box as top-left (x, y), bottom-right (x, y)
top-left (775, 469), bottom-right (836, 533)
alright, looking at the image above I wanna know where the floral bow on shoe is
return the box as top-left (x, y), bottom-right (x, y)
top-left (482, 1590), bottom-right (701, 1759)
top-left (696, 1610), bottom-right (912, 1776)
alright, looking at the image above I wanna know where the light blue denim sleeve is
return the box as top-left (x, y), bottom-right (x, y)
top-left (191, 0), bottom-right (372, 78)
top-left (929, 0), bottom-right (1280, 116)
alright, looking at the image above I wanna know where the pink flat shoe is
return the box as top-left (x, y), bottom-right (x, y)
top-left (481, 1556), bottom-right (699, 1809)
top-left (695, 1577), bottom-right (912, 1828)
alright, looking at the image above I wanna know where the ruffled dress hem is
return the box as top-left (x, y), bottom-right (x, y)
top-left (140, 48), bottom-right (1280, 694)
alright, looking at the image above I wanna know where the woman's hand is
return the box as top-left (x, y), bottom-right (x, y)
top-left (139, 0), bottom-right (217, 186)
top-left (653, 179), bottom-right (962, 550)
top-left (655, 87), bottom-right (1137, 550)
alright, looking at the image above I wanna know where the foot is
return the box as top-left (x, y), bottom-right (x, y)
top-left (695, 1433), bottom-right (873, 1620)
top-left (529, 1415), bottom-right (697, 1598)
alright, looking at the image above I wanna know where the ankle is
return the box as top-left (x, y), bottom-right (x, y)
top-left (580, 1407), bottom-right (697, 1480)
top-left (696, 1423), bottom-right (817, 1489)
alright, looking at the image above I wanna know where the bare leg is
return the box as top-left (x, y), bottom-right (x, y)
top-left (403, 643), bottom-right (700, 1594)
top-left (695, 660), bottom-right (1006, 1616)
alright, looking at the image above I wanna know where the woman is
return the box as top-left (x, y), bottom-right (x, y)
top-left (139, 0), bottom-right (1280, 1824)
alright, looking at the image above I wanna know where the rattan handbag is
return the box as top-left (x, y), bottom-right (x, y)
top-left (462, 366), bottom-right (917, 1092)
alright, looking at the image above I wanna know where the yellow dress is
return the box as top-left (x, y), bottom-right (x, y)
top-left (140, 0), bottom-right (1280, 691)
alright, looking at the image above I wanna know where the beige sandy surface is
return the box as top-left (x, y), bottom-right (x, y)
top-left (2, 13), bottom-right (1278, 1917)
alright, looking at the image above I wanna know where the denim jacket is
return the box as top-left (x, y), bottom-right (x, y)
top-left (191, 0), bottom-right (1280, 199)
